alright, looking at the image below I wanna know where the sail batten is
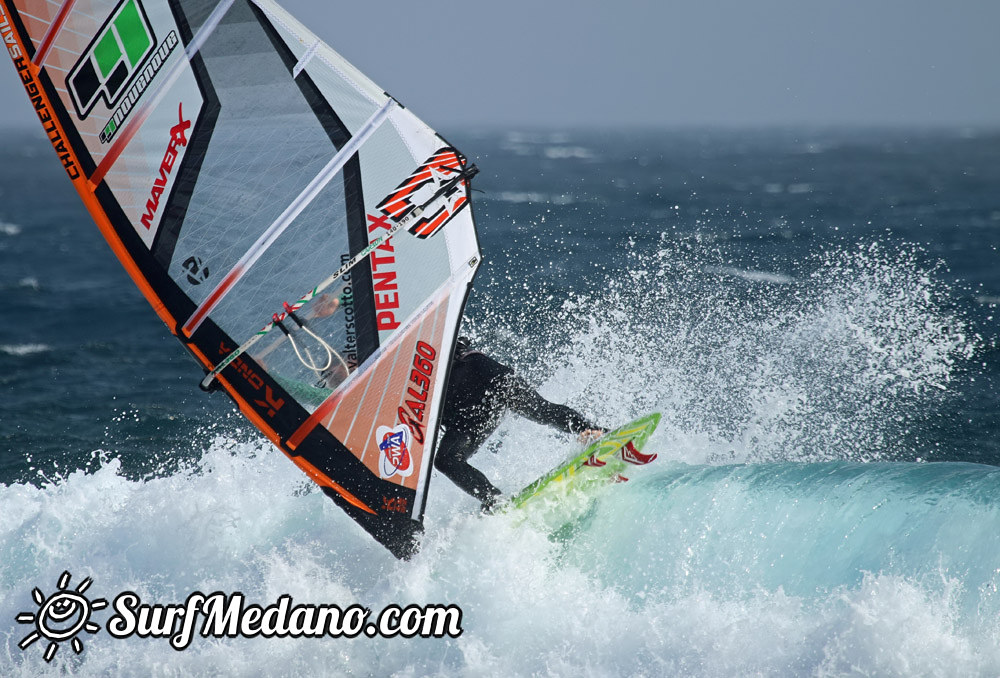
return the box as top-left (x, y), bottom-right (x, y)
top-left (292, 38), bottom-right (319, 78)
top-left (30, 0), bottom-right (75, 66)
top-left (182, 96), bottom-right (395, 336)
top-left (3, 0), bottom-right (482, 559)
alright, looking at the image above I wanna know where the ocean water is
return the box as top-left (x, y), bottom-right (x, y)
top-left (1, 125), bottom-right (999, 676)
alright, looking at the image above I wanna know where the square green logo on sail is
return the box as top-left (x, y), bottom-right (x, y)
top-left (67, 0), bottom-right (156, 119)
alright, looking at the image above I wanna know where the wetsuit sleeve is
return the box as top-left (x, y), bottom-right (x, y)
top-left (433, 429), bottom-right (503, 510)
top-left (502, 375), bottom-right (599, 434)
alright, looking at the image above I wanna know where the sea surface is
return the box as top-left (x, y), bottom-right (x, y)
top-left (1, 124), bottom-right (999, 676)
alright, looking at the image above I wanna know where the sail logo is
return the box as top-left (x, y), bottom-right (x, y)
top-left (1, 3), bottom-right (23, 61)
top-left (382, 496), bottom-right (408, 513)
top-left (376, 424), bottom-right (413, 479)
top-left (140, 103), bottom-right (190, 232)
top-left (99, 30), bottom-right (178, 143)
top-left (6, 42), bottom-right (80, 179)
top-left (216, 341), bottom-right (286, 418)
top-left (182, 256), bottom-right (210, 285)
top-left (376, 148), bottom-right (470, 240)
top-left (367, 213), bottom-right (401, 331)
top-left (396, 341), bottom-right (437, 446)
top-left (66, 0), bottom-right (159, 120)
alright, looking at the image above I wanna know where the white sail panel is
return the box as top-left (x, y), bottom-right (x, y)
top-left (250, 0), bottom-right (387, 108)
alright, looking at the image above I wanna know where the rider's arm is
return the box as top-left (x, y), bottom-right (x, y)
top-left (502, 375), bottom-right (600, 435)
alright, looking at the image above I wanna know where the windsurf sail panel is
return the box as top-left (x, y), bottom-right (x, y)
top-left (1, 0), bottom-right (482, 558)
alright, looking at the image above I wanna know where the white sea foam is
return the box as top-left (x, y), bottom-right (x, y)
top-left (3, 439), bottom-right (1000, 676)
top-left (0, 221), bottom-right (22, 236)
top-left (0, 238), bottom-right (987, 676)
top-left (542, 146), bottom-right (595, 160)
top-left (496, 191), bottom-right (548, 204)
top-left (705, 265), bottom-right (795, 285)
top-left (477, 238), bottom-right (979, 465)
top-left (495, 191), bottom-right (576, 205)
top-left (0, 344), bottom-right (50, 356)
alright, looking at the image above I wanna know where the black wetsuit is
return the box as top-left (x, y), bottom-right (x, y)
top-left (434, 349), bottom-right (599, 509)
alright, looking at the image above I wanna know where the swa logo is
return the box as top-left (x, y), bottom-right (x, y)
top-left (376, 424), bottom-right (413, 479)
top-left (16, 571), bottom-right (107, 663)
top-left (67, 0), bottom-right (156, 119)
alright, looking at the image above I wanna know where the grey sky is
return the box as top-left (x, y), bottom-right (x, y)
top-left (2, 0), bottom-right (999, 129)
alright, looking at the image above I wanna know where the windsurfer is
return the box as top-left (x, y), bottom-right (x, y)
top-left (435, 336), bottom-right (604, 511)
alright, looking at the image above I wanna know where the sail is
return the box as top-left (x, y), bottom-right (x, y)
top-left (0, 0), bottom-right (481, 558)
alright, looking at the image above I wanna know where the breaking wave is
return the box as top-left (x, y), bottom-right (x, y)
top-left (1, 237), bottom-right (991, 676)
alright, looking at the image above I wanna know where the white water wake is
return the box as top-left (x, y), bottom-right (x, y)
top-left (2, 239), bottom-right (991, 676)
